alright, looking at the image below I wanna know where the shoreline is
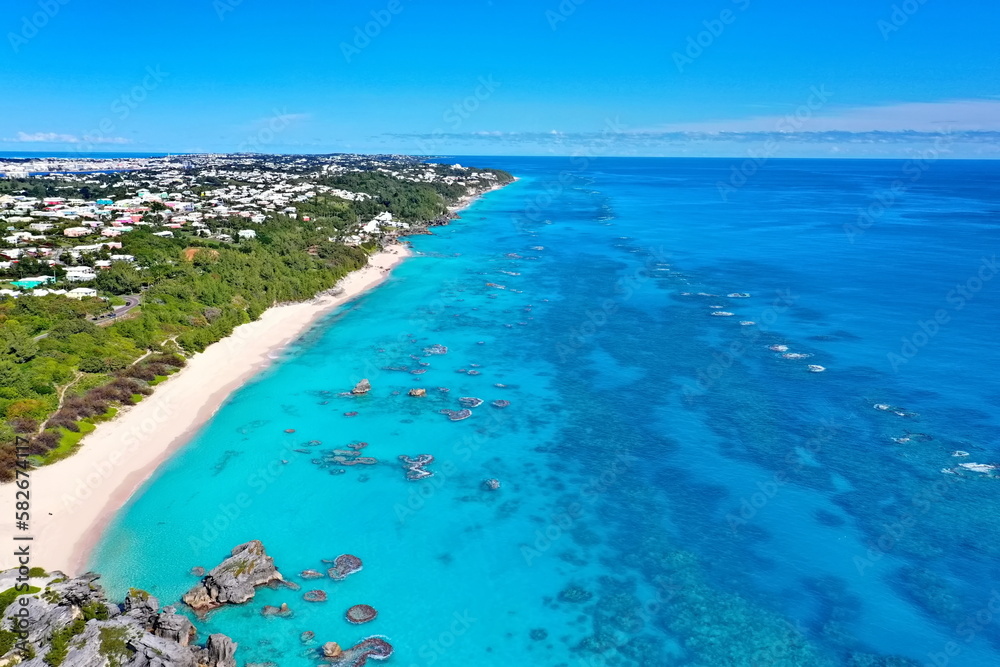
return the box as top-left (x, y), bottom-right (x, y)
top-left (0, 243), bottom-right (411, 575)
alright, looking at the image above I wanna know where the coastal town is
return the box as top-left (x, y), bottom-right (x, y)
top-left (0, 154), bottom-right (507, 304)
top-left (0, 154), bottom-right (513, 488)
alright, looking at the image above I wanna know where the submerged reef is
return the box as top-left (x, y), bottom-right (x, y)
top-left (345, 605), bottom-right (378, 624)
top-left (399, 454), bottom-right (435, 480)
top-left (325, 555), bottom-right (364, 581)
top-left (322, 636), bottom-right (393, 665)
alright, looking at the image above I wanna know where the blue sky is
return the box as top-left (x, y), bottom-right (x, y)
top-left (2, 0), bottom-right (998, 157)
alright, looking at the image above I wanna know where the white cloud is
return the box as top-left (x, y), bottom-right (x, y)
top-left (4, 131), bottom-right (131, 144)
top-left (648, 99), bottom-right (1000, 134)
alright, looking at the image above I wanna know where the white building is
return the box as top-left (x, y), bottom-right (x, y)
top-left (67, 287), bottom-right (98, 299)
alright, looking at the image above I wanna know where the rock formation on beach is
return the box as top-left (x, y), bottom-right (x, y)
top-left (0, 569), bottom-right (239, 667)
top-left (182, 540), bottom-right (284, 615)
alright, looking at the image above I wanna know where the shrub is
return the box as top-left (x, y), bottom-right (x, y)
top-left (10, 418), bottom-right (38, 434)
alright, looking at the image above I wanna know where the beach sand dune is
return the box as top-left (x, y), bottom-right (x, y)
top-left (0, 245), bottom-right (410, 575)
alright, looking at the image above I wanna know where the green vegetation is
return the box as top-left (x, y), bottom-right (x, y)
top-left (0, 164), bottom-right (514, 482)
top-left (43, 617), bottom-right (85, 666)
top-left (0, 628), bottom-right (16, 657)
top-left (98, 626), bottom-right (132, 667)
top-left (82, 600), bottom-right (110, 622)
top-left (0, 585), bottom-right (41, 615)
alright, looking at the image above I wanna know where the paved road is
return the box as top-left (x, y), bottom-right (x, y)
top-left (92, 295), bottom-right (141, 326)
top-left (32, 295), bottom-right (142, 341)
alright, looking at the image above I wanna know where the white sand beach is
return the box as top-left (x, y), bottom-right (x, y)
top-left (0, 244), bottom-right (411, 576)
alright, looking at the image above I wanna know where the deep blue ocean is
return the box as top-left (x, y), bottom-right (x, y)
top-left (91, 157), bottom-right (1000, 666)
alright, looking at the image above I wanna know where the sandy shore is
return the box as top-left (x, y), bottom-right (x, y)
top-left (0, 244), bottom-right (411, 575)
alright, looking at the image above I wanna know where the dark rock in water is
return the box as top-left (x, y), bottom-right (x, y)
top-left (346, 604), bottom-right (378, 624)
top-left (399, 454), bottom-right (435, 480)
top-left (344, 411), bottom-right (359, 417)
top-left (458, 397), bottom-right (484, 408)
top-left (261, 603), bottom-right (292, 617)
top-left (467, 370), bottom-right (481, 376)
top-left (303, 590), bottom-right (328, 603)
top-left (491, 400), bottom-right (511, 409)
top-left (325, 554), bottom-right (364, 581)
top-left (326, 637), bottom-right (393, 666)
top-left (300, 569), bottom-right (325, 579)
top-left (351, 378), bottom-right (372, 395)
top-left (559, 585), bottom-right (593, 603)
top-left (439, 409), bottom-right (472, 422)
top-left (425, 344), bottom-right (448, 355)
top-left (530, 628), bottom-right (548, 641)
top-left (182, 540), bottom-right (283, 615)
top-left (300, 631), bottom-right (315, 644)
top-left (408, 388), bottom-right (427, 397)
top-left (483, 478), bottom-right (501, 491)
top-left (190, 566), bottom-right (206, 577)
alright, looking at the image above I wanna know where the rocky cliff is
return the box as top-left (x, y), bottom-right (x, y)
top-left (0, 569), bottom-right (237, 667)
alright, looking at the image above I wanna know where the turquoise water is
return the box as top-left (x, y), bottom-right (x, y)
top-left (92, 157), bottom-right (1000, 666)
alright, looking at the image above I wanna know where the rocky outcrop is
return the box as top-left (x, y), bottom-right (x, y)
top-left (351, 379), bottom-right (372, 395)
top-left (0, 570), bottom-right (239, 667)
top-left (203, 634), bottom-right (238, 667)
top-left (182, 540), bottom-right (283, 615)
top-left (154, 607), bottom-right (196, 646)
